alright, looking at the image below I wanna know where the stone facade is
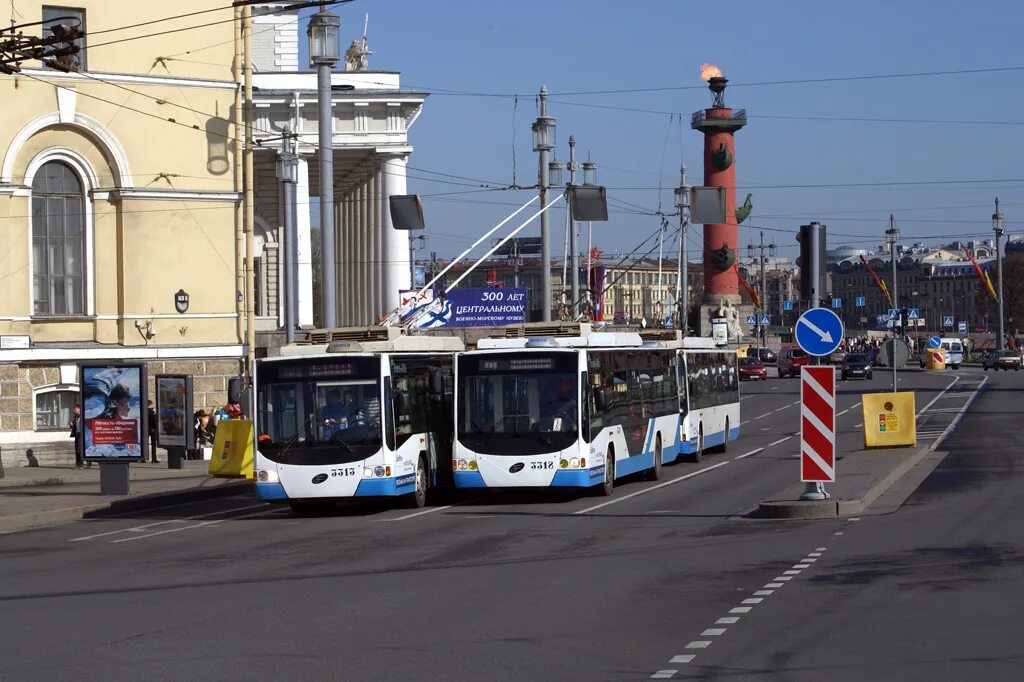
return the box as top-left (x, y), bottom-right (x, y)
top-left (0, 357), bottom-right (240, 470)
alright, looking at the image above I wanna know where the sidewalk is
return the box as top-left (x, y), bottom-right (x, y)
top-left (758, 443), bottom-right (934, 519)
top-left (0, 459), bottom-right (251, 533)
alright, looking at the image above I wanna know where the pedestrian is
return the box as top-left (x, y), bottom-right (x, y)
top-left (69, 404), bottom-right (86, 468)
top-left (147, 399), bottom-right (160, 463)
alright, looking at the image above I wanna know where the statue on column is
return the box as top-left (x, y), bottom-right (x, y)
top-left (714, 299), bottom-right (745, 341)
top-left (344, 15), bottom-right (373, 71)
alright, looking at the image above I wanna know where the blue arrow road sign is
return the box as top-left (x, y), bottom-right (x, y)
top-left (943, 315), bottom-right (954, 327)
top-left (783, 300), bottom-right (793, 311)
top-left (907, 308), bottom-right (920, 320)
top-left (795, 308), bottom-right (844, 357)
top-left (855, 296), bottom-right (865, 307)
top-left (746, 314), bottom-right (757, 325)
top-left (760, 314), bottom-right (771, 325)
top-left (831, 297), bottom-right (841, 309)
top-left (928, 336), bottom-right (942, 348)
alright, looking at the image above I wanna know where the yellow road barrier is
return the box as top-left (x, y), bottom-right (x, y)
top-left (207, 419), bottom-right (255, 479)
top-left (862, 392), bottom-right (916, 449)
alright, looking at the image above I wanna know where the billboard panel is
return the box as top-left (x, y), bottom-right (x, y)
top-left (155, 374), bottom-right (194, 449)
top-left (81, 364), bottom-right (147, 462)
top-left (417, 288), bottom-right (528, 328)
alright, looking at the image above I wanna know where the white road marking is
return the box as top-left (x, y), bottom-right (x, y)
top-left (816, 547), bottom-right (827, 551)
top-left (803, 557), bottom-right (817, 563)
top-left (837, 408), bottom-right (850, 416)
top-left (783, 570), bottom-right (801, 575)
top-left (765, 582), bottom-right (784, 588)
top-left (716, 617), bottom-right (740, 625)
top-left (774, 406), bottom-right (789, 413)
top-left (754, 590), bottom-right (774, 596)
top-left (853, 422), bottom-right (863, 428)
top-left (849, 517), bottom-right (860, 522)
top-left (930, 376), bottom-right (988, 451)
top-left (741, 598), bottom-right (763, 605)
top-left (701, 628), bottom-right (726, 636)
top-left (794, 563), bottom-right (811, 569)
top-left (834, 531), bottom-right (844, 536)
top-left (916, 376), bottom-right (960, 416)
top-left (650, 670), bottom-right (677, 679)
top-left (730, 606), bottom-right (752, 613)
top-left (383, 504), bottom-right (455, 522)
top-left (70, 504), bottom-right (268, 542)
top-left (685, 641), bottom-right (712, 649)
top-left (735, 447), bottom-right (764, 460)
top-left (767, 437), bottom-right (792, 446)
top-left (670, 655), bottom-right (695, 663)
top-left (775, 576), bottom-right (793, 581)
top-left (110, 508), bottom-right (271, 543)
top-left (574, 461), bottom-right (730, 514)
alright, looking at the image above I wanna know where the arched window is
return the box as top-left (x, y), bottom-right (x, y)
top-left (35, 386), bottom-right (79, 431)
top-left (32, 161), bottom-right (85, 315)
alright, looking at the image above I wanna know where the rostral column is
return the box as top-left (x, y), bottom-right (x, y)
top-left (691, 68), bottom-right (747, 305)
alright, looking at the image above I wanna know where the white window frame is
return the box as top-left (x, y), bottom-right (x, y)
top-left (33, 384), bottom-right (80, 432)
top-left (25, 148), bottom-right (97, 317)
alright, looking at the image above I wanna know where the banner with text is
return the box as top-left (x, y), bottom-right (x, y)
top-left (418, 288), bottom-right (528, 328)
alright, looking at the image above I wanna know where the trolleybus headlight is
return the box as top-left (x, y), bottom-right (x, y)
top-left (467, 460), bottom-right (478, 471)
top-left (457, 459), bottom-right (468, 470)
top-left (363, 467), bottom-right (374, 478)
top-left (374, 465), bottom-right (386, 477)
top-left (256, 469), bottom-right (278, 483)
top-left (569, 457), bottom-right (580, 468)
top-left (559, 459), bottom-right (568, 469)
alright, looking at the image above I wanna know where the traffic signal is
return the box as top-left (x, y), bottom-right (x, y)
top-left (797, 222), bottom-right (827, 302)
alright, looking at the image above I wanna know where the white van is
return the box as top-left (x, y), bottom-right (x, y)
top-left (918, 338), bottom-right (965, 369)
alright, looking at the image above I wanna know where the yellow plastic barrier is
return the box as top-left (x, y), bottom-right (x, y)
top-left (924, 347), bottom-right (946, 370)
top-left (862, 392), bottom-right (917, 449)
top-left (207, 419), bottom-right (255, 479)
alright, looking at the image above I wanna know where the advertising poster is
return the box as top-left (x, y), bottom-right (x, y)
top-left (417, 288), bottom-right (528, 328)
top-left (398, 288), bottom-right (436, 324)
top-left (81, 364), bottom-right (147, 462)
top-left (155, 374), bottom-right (193, 448)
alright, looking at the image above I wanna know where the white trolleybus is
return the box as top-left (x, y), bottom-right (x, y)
top-left (453, 332), bottom-right (683, 495)
top-left (676, 337), bottom-right (742, 460)
top-left (253, 333), bottom-right (462, 513)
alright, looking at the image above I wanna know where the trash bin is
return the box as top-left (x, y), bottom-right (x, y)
top-left (925, 347), bottom-right (946, 370)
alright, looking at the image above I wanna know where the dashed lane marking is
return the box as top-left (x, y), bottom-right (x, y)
top-left (700, 628), bottom-right (727, 636)
top-left (650, 670), bottom-right (676, 679)
top-left (767, 436), bottom-right (793, 447)
top-left (573, 461), bottom-right (730, 515)
top-left (735, 447), bottom-right (764, 460)
top-left (70, 504), bottom-right (268, 542)
top-left (110, 508), bottom-right (271, 543)
top-left (670, 655), bottom-right (695, 663)
top-left (716, 617), bottom-right (739, 624)
top-left (685, 641), bottom-right (712, 649)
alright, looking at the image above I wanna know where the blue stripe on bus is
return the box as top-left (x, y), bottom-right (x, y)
top-left (550, 469), bottom-right (598, 487)
top-left (730, 426), bottom-right (741, 441)
top-left (614, 451), bottom-right (654, 478)
top-left (255, 482), bottom-right (287, 500)
top-left (354, 477), bottom-right (415, 497)
top-left (661, 440), bottom-right (681, 463)
top-left (453, 470), bottom-right (488, 488)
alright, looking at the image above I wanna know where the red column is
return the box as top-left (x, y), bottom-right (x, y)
top-left (700, 106), bottom-right (743, 302)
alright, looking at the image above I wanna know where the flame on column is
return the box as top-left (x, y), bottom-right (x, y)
top-left (700, 63), bottom-right (723, 81)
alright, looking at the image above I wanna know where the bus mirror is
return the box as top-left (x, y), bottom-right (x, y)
top-left (429, 368), bottom-right (444, 394)
top-left (594, 389), bottom-right (606, 411)
top-left (395, 391), bottom-right (410, 414)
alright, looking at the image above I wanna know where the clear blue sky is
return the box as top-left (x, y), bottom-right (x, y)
top-left (301, 0), bottom-right (1024, 261)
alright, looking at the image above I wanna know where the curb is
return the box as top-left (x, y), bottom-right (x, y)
top-left (757, 443), bottom-right (935, 519)
top-left (0, 479), bottom-right (251, 533)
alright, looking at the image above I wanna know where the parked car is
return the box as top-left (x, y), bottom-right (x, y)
top-left (829, 349), bottom-right (846, 365)
top-left (777, 345), bottom-right (811, 378)
top-left (748, 347), bottom-right (777, 364)
top-left (841, 353), bottom-right (873, 380)
top-left (983, 350), bottom-right (1021, 371)
top-left (738, 357), bottom-right (768, 381)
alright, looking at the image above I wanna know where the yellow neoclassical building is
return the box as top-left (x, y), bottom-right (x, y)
top-left (0, 2), bottom-right (243, 465)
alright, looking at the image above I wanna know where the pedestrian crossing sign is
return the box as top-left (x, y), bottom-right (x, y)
top-left (943, 315), bottom-right (954, 327)
top-left (907, 308), bottom-right (920, 320)
top-left (760, 314), bottom-right (771, 325)
top-left (746, 314), bottom-right (757, 325)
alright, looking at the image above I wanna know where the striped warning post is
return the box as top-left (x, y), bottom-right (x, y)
top-left (800, 366), bottom-right (835, 482)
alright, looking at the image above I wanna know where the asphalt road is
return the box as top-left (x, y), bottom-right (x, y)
top-left (0, 368), bottom-right (1013, 681)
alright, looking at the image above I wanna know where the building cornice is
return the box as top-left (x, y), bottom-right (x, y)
top-left (18, 68), bottom-right (237, 91)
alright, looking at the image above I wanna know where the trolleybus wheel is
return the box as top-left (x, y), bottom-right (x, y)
top-left (691, 425), bottom-right (704, 463)
top-left (719, 419), bottom-right (730, 454)
top-left (406, 455), bottom-right (428, 509)
top-left (598, 447), bottom-right (615, 497)
top-left (646, 435), bottom-right (663, 481)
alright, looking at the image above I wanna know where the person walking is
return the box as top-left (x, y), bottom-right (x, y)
top-left (147, 399), bottom-right (160, 463)
top-left (69, 404), bottom-right (86, 468)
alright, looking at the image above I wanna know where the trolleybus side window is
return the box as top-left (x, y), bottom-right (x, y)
top-left (392, 369), bottom-right (431, 448)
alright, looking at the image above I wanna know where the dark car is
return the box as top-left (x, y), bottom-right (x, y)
top-left (841, 353), bottom-right (873, 380)
top-left (738, 357), bottom-right (768, 381)
top-left (748, 347), bottom-right (777, 364)
top-left (983, 350), bottom-right (1021, 371)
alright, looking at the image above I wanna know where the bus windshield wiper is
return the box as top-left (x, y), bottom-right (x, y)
top-left (329, 429), bottom-right (356, 454)
top-left (277, 417), bottom-right (318, 460)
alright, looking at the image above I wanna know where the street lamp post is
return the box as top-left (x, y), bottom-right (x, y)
top-left (276, 127), bottom-right (300, 344)
top-left (886, 215), bottom-right (900, 392)
top-left (307, 4), bottom-right (340, 328)
top-left (674, 166), bottom-right (690, 331)
top-left (993, 196), bottom-right (1005, 349)
top-left (532, 87), bottom-right (556, 322)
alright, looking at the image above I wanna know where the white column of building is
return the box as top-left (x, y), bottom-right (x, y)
top-left (380, 153), bottom-right (412, 312)
top-left (368, 171), bottom-right (380, 319)
top-left (359, 180), bottom-right (370, 324)
top-left (296, 157), bottom-right (314, 327)
top-left (337, 190), bottom-right (348, 325)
